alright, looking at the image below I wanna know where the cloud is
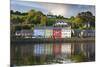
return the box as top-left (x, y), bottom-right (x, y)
top-left (11, 0), bottom-right (95, 18)
top-left (11, 0), bottom-right (48, 13)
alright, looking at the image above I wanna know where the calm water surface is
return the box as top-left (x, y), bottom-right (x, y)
top-left (11, 42), bottom-right (95, 66)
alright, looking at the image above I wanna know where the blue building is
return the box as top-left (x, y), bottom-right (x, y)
top-left (33, 27), bottom-right (45, 38)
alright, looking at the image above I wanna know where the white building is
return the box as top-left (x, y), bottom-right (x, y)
top-left (62, 28), bottom-right (71, 38)
top-left (54, 20), bottom-right (71, 26)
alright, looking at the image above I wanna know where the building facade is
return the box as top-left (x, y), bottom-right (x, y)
top-left (62, 28), bottom-right (71, 38)
top-left (45, 27), bottom-right (53, 38)
top-left (33, 26), bottom-right (71, 39)
top-left (33, 27), bottom-right (45, 38)
top-left (15, 30), bottom-right (33, 38)
top-left (53, 27), bottom-right (62, 38)
top-left (72, 29), bottom-right (95, 37)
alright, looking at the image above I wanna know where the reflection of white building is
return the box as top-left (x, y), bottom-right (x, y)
top-left (61, 43), bottom-right (71, 55)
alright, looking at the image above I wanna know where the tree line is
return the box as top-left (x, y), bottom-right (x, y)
top-left (68, 11), bottom-right (95, 29)
top-left (10, 9), bottom-right (95, 32)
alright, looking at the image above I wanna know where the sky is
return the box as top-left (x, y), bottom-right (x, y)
top-left (11, 0), bottom-right (95, 18)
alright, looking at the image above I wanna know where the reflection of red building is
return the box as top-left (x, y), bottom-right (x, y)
top-left (53, 44), bottom-right (61, 55)
top-left (53, 28), bottom-right (62, 38)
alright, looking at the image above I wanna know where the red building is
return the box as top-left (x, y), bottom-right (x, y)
top-left (53, 28), bottom-right (62, 39)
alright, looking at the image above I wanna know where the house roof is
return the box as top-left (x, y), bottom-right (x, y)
top-left (34, 26), bottom-right (71, 29)
top-left (16, 30), bottom-right (21, 33)
top-left (54, 20), bottom-right (70, 27)
top-left (21, 30), bottom-right (33, 33)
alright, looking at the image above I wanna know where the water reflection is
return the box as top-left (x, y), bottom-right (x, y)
top-left (11, 43), bottom-right (95, 66)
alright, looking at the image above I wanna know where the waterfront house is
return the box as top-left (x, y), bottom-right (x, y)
top-left (62, 28), bottom-right (71, 38)
top-left (15, 30), bottom-right (33, 38)
top-left (45, 27), bottom-right (53, 38)
top-left (33, 27), bottom-right (45, 38)
top-left (53, 27), bottom-right (62, 38)
top-left (80, 30), bottom-right (95, 37)
top-left (15, 30), bottom-right (21, 36)
top-left (71, 29), bottom-right (95, 37)
top-left (54, 20), bottom-right (71, 27)
top-left (21, 30), bottom-right (33, 38)
top-left (45, 26), bottom-right (71, 39)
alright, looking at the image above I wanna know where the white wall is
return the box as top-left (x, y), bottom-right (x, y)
top-left (62, 29), bottom-right (71, 38)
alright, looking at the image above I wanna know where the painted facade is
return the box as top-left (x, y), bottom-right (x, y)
top-left (62, 29), bottom-right (71, 38)
top-left (15, 30), bottom-right (33, 37)
top-left (80, 30), bottom-right (95, 37)
top-left (72, 29), bottom-right (95, 37)
top-left (33, 28), bottom-right (45, 38)
top-left (53, 28), bottom-right (62, 38)
top-left (33, 26), bottom-right (71, 38)
top-left (45, 28), bottom-right (53, 38)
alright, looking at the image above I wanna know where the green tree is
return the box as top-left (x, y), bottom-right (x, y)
top-left (27, 9), bottom-right (36, 24)
top-left (46, 18), bottom-right (56, 26)
top-left (40, 15), bottom-right (47, 26)
top-left (22, 25), bottom-right (31, 29)
top-left (26, 9), bottom-right (46, 25)
top-left (68, 11), bottom-right (95, 29)
top-left (15, 25), bottom-right (22, 30)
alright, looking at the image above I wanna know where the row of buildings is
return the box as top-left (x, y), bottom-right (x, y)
top-left (15, 21), bottom-right (95, 38)
top-left (15, 26), bottom-right (71, 38)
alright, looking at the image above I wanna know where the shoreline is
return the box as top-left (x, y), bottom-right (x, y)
top-left (11, 37), bottom-right (95, 44)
